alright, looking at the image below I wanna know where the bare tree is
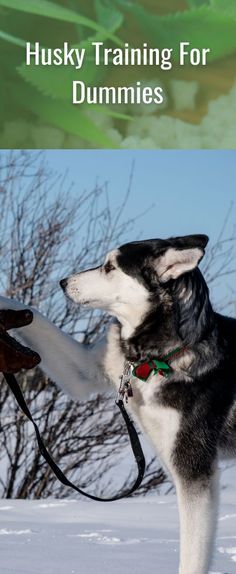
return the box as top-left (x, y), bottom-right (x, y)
top-left (202, 204), bottom-right (236, 314)
top-left (0, 150), bottom-right (143, 499)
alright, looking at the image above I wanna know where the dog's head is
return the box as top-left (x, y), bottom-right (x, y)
top-left (60, 234), bottom-right (209, 338)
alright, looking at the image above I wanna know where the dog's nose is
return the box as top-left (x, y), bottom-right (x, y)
top-left (60, 278), bottom-right (68, 290)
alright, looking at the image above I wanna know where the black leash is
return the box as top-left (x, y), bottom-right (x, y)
top-left (3, 372), bottom-right (146, 502)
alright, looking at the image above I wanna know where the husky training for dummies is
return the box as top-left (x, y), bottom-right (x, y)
top-left (0, 234), bottom-right (235, 574)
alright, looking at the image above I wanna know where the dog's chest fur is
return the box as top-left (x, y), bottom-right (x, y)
top-left (103, 323), bottom-right (180, 470)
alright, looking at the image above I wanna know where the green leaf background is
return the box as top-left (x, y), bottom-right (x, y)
top-left (1, 0), bottom-right (236, 148)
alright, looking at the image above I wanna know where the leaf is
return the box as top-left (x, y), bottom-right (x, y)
top-left (122, 4), bottom-right (236, 62)
top-left (17, 63), bottom-right (102, 101)
top-left (16, 9), bottom-right (122, 103)
top-left (13, 83), bottom-right (118, 148)
top-left (93, 105), bottom-right (132, 121)
top-left (94, 0), bottom-right (123, 32)
top-left (0, 0), bottom-right (123, 45)
top-left (17, 63), bottom-right (131, 122)
top-left (15, 0), bottom-right (124, 106)
top-left (0, 29), bottom-right (25, 48)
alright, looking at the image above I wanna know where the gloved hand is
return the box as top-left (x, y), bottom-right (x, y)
top-left (0, 309), bottom-right (41, 373)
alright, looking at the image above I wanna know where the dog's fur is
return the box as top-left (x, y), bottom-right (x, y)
top-left (0, 234), bottom-right (235, 574)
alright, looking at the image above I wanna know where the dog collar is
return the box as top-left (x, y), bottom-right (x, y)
top-left (132, 346), bottom-right (188, 381)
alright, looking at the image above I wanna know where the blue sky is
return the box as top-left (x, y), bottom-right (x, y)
top-left (46, 149), bottom-right (236, 242)
top-left (1, 149), bottom-right (235, 311)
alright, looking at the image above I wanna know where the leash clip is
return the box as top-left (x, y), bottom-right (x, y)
top-left (117, 362), bottom-right (133, 404)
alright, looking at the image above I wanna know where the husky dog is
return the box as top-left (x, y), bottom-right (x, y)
top-left (0, 234), bottom-right (235, 574)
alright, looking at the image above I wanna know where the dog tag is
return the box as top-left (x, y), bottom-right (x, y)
top-left (127, 384), bottom-right (133, 397)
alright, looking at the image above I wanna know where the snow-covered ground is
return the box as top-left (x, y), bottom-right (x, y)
top-left (0, 469), bottom-right (235, 574)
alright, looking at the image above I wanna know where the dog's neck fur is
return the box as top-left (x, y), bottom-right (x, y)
top-left (118, 269), bottom-right (218, 370)
top-left (113, 301), bottom-right (150, 341)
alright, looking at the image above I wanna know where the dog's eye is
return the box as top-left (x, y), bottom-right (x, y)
top-left (104, 261), bottom-right (116, 273)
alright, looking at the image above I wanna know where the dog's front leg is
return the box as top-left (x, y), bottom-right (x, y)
top-left (0, 295), bottom-right (110, 399)
top-left (175, 469), bottom-right (219, 574)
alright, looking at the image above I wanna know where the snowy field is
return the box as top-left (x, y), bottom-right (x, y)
top-left (0, 468), bottom-right (235, 574)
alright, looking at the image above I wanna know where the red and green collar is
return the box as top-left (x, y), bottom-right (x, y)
top-left (132, 346), bottom-right (188, 381)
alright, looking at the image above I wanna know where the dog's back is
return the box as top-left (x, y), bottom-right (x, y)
top-left (215, 313), bottom-right (236, 454)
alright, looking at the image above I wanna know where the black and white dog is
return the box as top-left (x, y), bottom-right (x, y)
top-left (0, 234), bottom-right (235, 574)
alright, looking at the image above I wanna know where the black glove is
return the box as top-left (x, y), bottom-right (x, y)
top-left (0, 309), bottom-right (41, 373)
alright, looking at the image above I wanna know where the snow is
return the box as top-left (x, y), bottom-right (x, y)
top-left (0, 472), bottom-right (235, 574)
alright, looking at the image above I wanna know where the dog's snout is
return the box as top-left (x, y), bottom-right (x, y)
top-left (60, 278), bottom-right (68, 291)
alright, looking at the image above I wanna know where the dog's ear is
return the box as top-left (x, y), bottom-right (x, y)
top-left (154, 235), bottom-right (208, 283)
top-left (168, 234), bottom-right (209, 251)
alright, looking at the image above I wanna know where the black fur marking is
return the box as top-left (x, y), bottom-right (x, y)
top-left (160, 363), bottom-right (235, 482)
top-left (172, 269), bottom-right (215, 344)
top-left (116, 235), bottom-right (236, 484)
